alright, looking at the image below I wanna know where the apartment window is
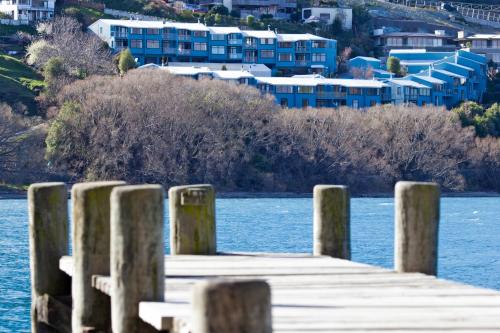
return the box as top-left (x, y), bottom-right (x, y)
top-left (276, 85), bottom-right (293, 93)
top-left (397, 87), bottom-right (402, 95)
top-left (130, 39), bottom-right (143, 48)
top-left (320, 13), bottom-right (331, 22)
top-left (194, 42), bottom-right (207, 51)
top-left (260, 38), bottom-right (274, 45)
top-left (348, 87), bottom-right (362, 95)
top-left (298, 86), bottom-right (313, 94)
top-left (193, 31), bottom-right (207, 37)
top-left (245, 37), bottom-right (257, 46)
top-left (472, 40), bottom-right (487, 48)
top-left (492, 40), bottom-right (500, 48)
top-left (492, 54), bottom-right (500, 63)
top-left (386, 37), bottom-right (402, 46)
top-left (312, 53), bottom-right (326, 62)
top-left (366, 88), bottom-right (378, 96)
top-left (211, 34), bottom-right (225, 41)
top-left (260, 50), bottom-right (274, 58)
top-left (278, 53), bottom-right (292, 61)
top-left (420, 88), bottom-right (431, 96)
top-left (146, 40), bottom-right (160, 49)
top-left (211, 46), bottom-right (225, 54)
top-left (278, 41), bottom-right (292, 48)
top-left (99, 27), bottom-right (103, 34)
top-left (280, 98), bottom-right (288, 107)
top-left (146, 28), bottom-right (159, 35)
top-left (130, 28), bottom-right (142, 34)
top-left (312, 41), bottom-right (327, 48)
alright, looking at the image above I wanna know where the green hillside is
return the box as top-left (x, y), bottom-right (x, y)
top-left (0, 54), bottom-right (44, 114)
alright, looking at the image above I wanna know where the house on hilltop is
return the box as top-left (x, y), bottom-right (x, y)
top-left (0, 0), bottom-right (55, 23)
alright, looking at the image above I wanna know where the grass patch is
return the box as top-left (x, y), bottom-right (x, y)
top-left (62, 5), bottom-right (113, 25)
top-left (0, 53), bottom-right (44, 114)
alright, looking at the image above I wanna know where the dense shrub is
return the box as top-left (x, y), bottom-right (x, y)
top-left (46, 70), bottom-right (500, 193)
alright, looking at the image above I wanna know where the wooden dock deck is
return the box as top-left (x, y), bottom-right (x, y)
top-left (60, 253), bottom-right (500, 333)
top-left (29, 182), bottom-right (500, 333)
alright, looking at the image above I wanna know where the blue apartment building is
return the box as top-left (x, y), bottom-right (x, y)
top-left (89, 19), bottom-right (337, 76)
top-left (387, 49), bottom-right (488, 107)
top-left (148, 48), bottom-right (486, 109)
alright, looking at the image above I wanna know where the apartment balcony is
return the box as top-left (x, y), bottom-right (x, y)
top-left (178, 35), bottom-right (191, 41)
top-left (229, 53), bottom-right (243, 60)
top-left (162, 33), bottom-right (177, 40)
top-left (114, 32), bottom-right (128, 38)
top-left (178, 48), bottom-right (191, 55)
top-left (295, 60), bottom-right (309, 66)
top-left (228, 39), bottom-right (243, 45)
top-left (163, 47), bottom-right (177, 54)
top-left (316, 91), bottom-right (347, 99)
top-left (295, 46), bottom-right (309, 52)
top-left (244, 56), bottom-right (257, 62)
top-left (244, 43), bottom-right (258, 49)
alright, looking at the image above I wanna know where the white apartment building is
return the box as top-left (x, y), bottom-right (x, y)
top-left (301, 7), bottom-right (352, 30)
top-left (458, 32), bottom-right (500, 65)
top-left (0, 0), bottom-right (55, 22)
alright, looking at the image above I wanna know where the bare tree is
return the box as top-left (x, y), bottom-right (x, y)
top-left (27, 16), bottom-right (115, 77)
top-left (336, 47), bottom-right (352, 74)
top-left (0, 104), bottom-right (27, 175)
top-left (45, 70), bottom-right (499, 193)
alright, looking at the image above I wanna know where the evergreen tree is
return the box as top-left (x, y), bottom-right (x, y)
top-left (118, 49), bottom-right (136, 75)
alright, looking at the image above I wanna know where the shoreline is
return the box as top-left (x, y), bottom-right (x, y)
top-left (1, 190), bottom-right (499, 200)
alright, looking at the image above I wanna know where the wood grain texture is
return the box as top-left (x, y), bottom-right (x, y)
top-left (60, 253), bottom-right (500, 332)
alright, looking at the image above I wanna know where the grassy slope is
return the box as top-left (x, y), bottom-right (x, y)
top-left (0, 54), bottom-right (44, 114)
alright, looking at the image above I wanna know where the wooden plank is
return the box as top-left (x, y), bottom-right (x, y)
top-left (59, 254), bottom-right (500, 332)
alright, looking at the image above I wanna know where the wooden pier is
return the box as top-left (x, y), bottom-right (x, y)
top-left (28, 182), bottom-right (500, 333)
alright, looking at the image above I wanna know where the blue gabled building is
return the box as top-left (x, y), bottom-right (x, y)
top-left (89, 19), bottom-right (337, 77)
top-left (387, 49), bottom-right (487, 107)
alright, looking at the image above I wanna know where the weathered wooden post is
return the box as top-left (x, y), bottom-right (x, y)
top-left (72, 181), bottom-right (125, 332)
top-left (395, 181), bottom-right (440, 276)
top-left (313, 185), bottom-right (350, 259)
top-left (169, 184), bottom-right (216, 255)
top-left (111, 185), bottom-right (165, 333)
top-left (29, 182), bottom-right (70, 333)
top-left (192, 279), bottom-right (272, 333)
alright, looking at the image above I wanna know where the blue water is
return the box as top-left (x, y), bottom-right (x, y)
top-left (0, 197), bottom-right (499, 332)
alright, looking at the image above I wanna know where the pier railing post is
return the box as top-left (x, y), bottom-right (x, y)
top-left (111, 185), bottom-right (165, 333)
top-left (395, 181), bottom-right (440, 276)
top-left (71, 181), bottom-right (125, 332)
top-left (169, 184), bottom-right (216, 255)
top-left (28, 183), bottom-right (70, 333)
top-left (313, 185), bottom-right (350, 259)
top-left (192, 279), bottom-right (272, 333)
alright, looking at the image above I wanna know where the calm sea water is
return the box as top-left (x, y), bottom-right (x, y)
top-left (0, 197), bottom-right (499, 332)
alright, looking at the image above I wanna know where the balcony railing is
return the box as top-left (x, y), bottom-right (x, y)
top-left (228, 39), bottom-right (243, 45)
top-left (295, 46), bottom-right (309, 52)
top-left (245, 43), bottom-right (257, 48)
top-left (162, 33), bottom-right (177, 40)
top-left (229, 53), bottom-right (243, 59)
top-left (178, 48), bottom-right (191, 55)
top-left (244, 57), bottom-right (257, 62)
top-left (316, 91), bottom-right (347, 99)
top-left (295, 60), bottom-right (309, 66)
top-left (163, 47), bottom-right (177, 54)
top-left (178, 35), bottom-right (191, 41)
